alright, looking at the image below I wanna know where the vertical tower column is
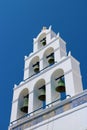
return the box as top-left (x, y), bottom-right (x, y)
top-left (54, 49), bottom-right (61, 62)
top-left (40, 59), bottom-right (43, 71)
top-left (10, 99), bottom-right (18, 123)
top-left (24, 56), bottom-right (29, 80)
top-left (46, 83), bottom-right (52, 106)
top-left (33, 39), bottom-right (38, 53)
top-left (28, 88), bottom-right (34, 114)
top-left (45, 76), bottom-right (52, 106)
top-left (65, 71), bottom-right (83, 97)
top-left (40, 54), bottom-right (44, 71)
top-left (65, 71), bottom-right (75, 97)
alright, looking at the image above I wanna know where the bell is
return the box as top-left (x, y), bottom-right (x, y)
top-left (33, 64), bottom-right (39, 73)
top-left (21, 95), bottom-right (28, 113)
top-left (41, 40), bottom-right (46, 46)
top-left (33, 62), bottom-right (39, 73)
top-left (38, 89), bottom-right (46, 101)
top-left (48, 55), bottom-right (54, 64)
top-left (55, 79), bottom-right (65, 92)
top-left (40, 38), bottom-right (46, 46)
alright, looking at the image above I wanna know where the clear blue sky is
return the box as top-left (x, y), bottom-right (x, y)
top-left (0, 0), bottom-right (87, 129)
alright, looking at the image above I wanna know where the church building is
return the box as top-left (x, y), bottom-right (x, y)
top-left (8, 26), bottom-right (87, 130)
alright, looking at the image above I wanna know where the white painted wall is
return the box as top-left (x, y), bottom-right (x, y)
top-left (25, 103), bottom-right (87, 130)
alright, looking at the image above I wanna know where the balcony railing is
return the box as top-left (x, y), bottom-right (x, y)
top-left (10, 91), bottom-right (87, 130)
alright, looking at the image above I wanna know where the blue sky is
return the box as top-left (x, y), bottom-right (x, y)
top-left (0, 0), bottom-right (87, 129)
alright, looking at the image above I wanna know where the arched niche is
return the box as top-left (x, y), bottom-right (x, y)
top-left (29, 56), bottom-right (40, 77)
top-left (17, 88), bottom-right (29, 119)
top-left (38, 33), bottom-right (46, 50)
top-left (51, 69), bottom-right (66, 103)
top-left (43, 47), bottom-right (55, 69)
top-left (33, 79), bottom-right (46, 112)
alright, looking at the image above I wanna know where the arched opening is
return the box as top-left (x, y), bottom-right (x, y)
top-left (38, 33), bottom-right (46, 50)
top-left (51, 69), bottom-right (66, 103)
top-left (33, 79), bottom-right (46, 112)
top-left (29, 56), bottom-right (40, 77)
top-left (43, 47), bottom-right (55, 69)
top-left (17, 88), bottom-right (29, 119)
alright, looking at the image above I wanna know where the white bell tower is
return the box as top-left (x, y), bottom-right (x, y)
top-left (9, 26), bottom-right (87, 130)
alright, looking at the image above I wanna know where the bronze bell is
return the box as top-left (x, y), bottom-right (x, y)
top-left (48, 55), bottom-right (54, 64)
top-left (21, 95), bottom-right (28, 113)
top-left (55, 79), bottom-right (65, 92)
top-left (40, 37), bottom-right (46, 46)
top-left (33, 62), bottom-right (39, 73)
top-left (38, 89), bottom-right (46, 101)
top-left (46, 53), bottom-right (54, 64)
top-left (41, 40), bottom-right (46, 46)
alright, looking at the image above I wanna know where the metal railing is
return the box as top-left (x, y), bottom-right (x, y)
top-left (24, 61), bottom-right (57, 81)
top-left (10, 92), bottom-right (87, 130)
top-left (10, 97), bottom-right (61, 125)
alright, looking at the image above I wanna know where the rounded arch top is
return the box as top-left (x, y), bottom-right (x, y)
top-left (43, 47), bottom-right (54, 56)
top-left (29, 56), bottom-right (40, 65)
top-left (51, 68), bottom-right (64, 79)
top-left (33, 26), bottom-right (53, 51)
top-left (36, 26), bottom-right (50, 40)
top-left (18, 88), bottom-right (29, 100)
top-left (34, 78), bottom-right (46, 90)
